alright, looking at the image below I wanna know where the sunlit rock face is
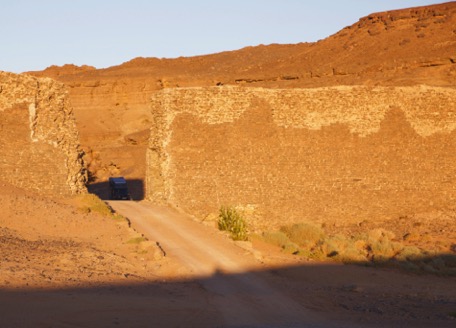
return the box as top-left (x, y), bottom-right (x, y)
top-left (147, 86), bottom-right (456, 230)
top-left (0, 71), bottom-right (86, 195)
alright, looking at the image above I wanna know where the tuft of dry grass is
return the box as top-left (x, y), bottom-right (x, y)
top-left (127, 237), bottom-right (147, 244)
top-left (74, 193), bottom-right (126, 221)
top-left (218, 206), bottom-right (248, 241)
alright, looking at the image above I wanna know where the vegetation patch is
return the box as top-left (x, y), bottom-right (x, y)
top-left (260, 222), bottom-right (456, 276)
top-left (280, 222), bottom-right (325, 247)
top-left (127, 237), bottom-right (147, 244)
top-left (218, 206), bottom-right (248, 241)
top-left (261, 231), bottom-right (299, 254)
top-left (74, 193), bottom-right (125, 221)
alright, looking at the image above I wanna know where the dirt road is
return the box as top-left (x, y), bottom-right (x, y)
top-left (2, 194), bottom-right (454, 327)
top-left (108, 200), bottom-right (347, 328)
top-left (106, 201), bottom-right (456, 328)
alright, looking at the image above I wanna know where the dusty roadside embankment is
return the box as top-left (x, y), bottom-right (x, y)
top-left (0, 71), bottom-right (165, 287)
top-left (0, 182), bottom-right (165, 289)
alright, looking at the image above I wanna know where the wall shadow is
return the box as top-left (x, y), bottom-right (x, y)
top-left (0, 258), bottom-right (455, 328)
top-left (87, 179), bottom-right (145, 201)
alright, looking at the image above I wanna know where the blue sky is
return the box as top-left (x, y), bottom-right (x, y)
top-left (1, 0), bottom-right (446, 73)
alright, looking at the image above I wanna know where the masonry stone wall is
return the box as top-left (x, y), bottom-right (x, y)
top-left (147, 86), bottom-right (456, 230)
top-left (0, 71), bottom-right (86, 195)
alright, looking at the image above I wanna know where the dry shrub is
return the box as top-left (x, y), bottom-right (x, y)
top-left (337, 246), bottom-right (368, 263)
top-left (280, 222), bottom-right (325, 247)
top-left (282, 242), bottom-right (300, 254)
top-left (317, 235), bottom-right (367, 263)
top-left (395, 246), bottom-right (422, 261)
top-left (262, 231), bottom-right (299, 254)
top-left (354, 228), bottom-right (404, 261)
top-left (294, 248), bottom-right (326, 260)
top-left (319, 234), bottom-right (349, 256)
top-left (354, 239), bottom-right (368, 251)
top-left (218, 206), bottom-right (248, 241)
top-left (259, 223), bottom-right (455, 276)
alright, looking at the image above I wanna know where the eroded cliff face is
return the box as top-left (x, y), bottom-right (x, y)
top-left (0, 71), bottom-right (86, 195)
top-left (148, 86), bottom-right (456, 230)
top-left (27, 2), bottom-right (455, 187)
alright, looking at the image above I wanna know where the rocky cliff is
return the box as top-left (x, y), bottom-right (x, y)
top-left (148, 86), bottom-right (456, 230)
top-left (28, 2), bottom-right (456, 186)
top-left (0, 71), bottom-right (86, 195)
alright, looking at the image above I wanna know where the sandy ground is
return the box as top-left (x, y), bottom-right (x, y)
top-left (0, 181), bottom-right (455, 327)
top-left (4, 4), bottom-right (455, 326)
top-left (107, 201), bottom-right (456, 328)
top-left (6, 193), bottom-right (456, 327)
top-left (108, 201), bottom-right (327, 327)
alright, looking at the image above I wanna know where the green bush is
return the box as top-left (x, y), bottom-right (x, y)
top-left (218, 206), bottom-right (248, 241)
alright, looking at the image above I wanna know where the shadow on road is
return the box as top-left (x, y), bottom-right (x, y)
top-left (0, 260), bottom-right (455, 328)
top-left (87, 179), bottom-right (145, 201)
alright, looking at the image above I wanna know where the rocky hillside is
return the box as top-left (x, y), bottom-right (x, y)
top-left (26, 2), bottom-right (456, 189)
top-left (30, 2), bottom-right (456, 87)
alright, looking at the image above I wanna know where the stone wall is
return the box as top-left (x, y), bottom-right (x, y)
top-left (147, 86), bottom-right (456, 230)
top-left (0, 71), bottom-right (86, 195)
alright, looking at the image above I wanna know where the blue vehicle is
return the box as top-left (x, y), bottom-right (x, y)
top-left (109, 177), bottom-right (131, 200)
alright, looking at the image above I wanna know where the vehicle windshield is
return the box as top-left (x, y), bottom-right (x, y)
top-left (116, 187), bottom-right (129, 196)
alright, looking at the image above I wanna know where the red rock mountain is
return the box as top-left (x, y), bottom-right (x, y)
top-left (30, 2), bottom-right (455, 87)
top-left (27, 2), bottom-right (456, 185)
